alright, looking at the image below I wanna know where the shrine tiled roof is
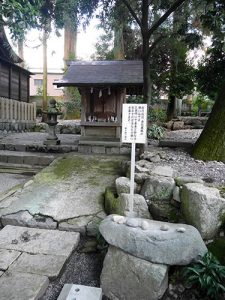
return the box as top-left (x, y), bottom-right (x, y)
top-left (54, 60), bottom-right (143, 87)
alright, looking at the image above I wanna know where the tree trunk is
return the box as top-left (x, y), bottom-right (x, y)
top-left (192, 83), bottom-right (225, 162)
top-left (113, 24), bottom-right (125, 60)
top-left (64, 22), bottom-right (77, 67)
top-left (18, 38), bottom-right (25, 68)
top-left (42, 26), bottom-right (48, 112)
top-left (166, 95), bottom-right (176, 121)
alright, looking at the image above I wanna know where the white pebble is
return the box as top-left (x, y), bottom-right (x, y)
top-left (113, 215), bottom-right (126, 224)
top-left (141, 220), bottom-right (149, 230)
top-left (126, 218), bottom-right (139, 228)
top-left (160, 224), bottom-right (169, 231)
top-left (176, 227), bottom-right (186, 233)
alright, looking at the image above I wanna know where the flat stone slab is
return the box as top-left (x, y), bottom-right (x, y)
top-left (99, 215), bottom-right (207, 265)
top-left (0, 153), bottom-right (124, 224)
top-left (0, 249), bottom-right (21, 271)
top-left (0, 271), bottom-right (4, 277)
top-left (0, 271), bottom-right (49, 300)
top-left (58, 284), bottom-right (102, 300)
top-left (9, 253), bottom-right (67, 279)
top-left (0, 225), bottom-right (80, 256)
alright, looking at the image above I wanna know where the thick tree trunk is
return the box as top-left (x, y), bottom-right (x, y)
top-left (64, 22), bottom-right (77, 67)
top-left (113, 24), bottom-right (125, 60)
top-left (166, 95), bottom-right (176, 121)
top-left (42, 26), bottom-right (48, 112)
top-left (192, 83), bottom-right (225, 162)
top-left (18, 38), bottom-right (24, 68)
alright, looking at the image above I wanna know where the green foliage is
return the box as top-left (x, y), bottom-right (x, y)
top-left (183, 252), bottom-right (225, 299)
top-left (127, 95), bottom-right (144, 104)
top-left (147, 124), bottom-right (165, 140)
top-left (192, 94), bottom-right (214, 115)
top-left (148, 108), bottom-right (166, 123)
top-left (207, 239), bottom-right (225, 266)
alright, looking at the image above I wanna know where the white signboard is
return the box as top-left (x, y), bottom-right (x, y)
top-left (122, 104), bottom-right (147, 144)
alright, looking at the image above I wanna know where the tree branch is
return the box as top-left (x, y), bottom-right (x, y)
top-left (121, 0), bottom-right (142, 28)
top-left (148, 0), bottom-right (187, 38)
top-left (147, 34), bottom-right (165, 57)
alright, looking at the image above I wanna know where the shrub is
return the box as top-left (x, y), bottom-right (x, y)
top-left (147, 124), bottom-right (165, 140)
top-left (148, 108), bottom-right (167, 123)
top-left (183, 252), bottom-right (225, 299)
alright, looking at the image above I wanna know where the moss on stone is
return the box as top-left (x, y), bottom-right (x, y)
top-left (104, 187), bottom-right (120, 215)
top-left (207, 238), bottom-right (225, 265)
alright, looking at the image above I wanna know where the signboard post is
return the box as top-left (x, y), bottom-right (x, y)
top-left (122, 104), bottom-right (147, 215)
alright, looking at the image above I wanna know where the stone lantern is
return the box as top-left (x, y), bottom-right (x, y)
top-left (43, 98), bottom-right (62, 146)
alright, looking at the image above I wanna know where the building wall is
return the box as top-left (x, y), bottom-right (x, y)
top-left (0, 58), bottom-right (30, 102)
top-left (30, 73), bottom-right (64, 97)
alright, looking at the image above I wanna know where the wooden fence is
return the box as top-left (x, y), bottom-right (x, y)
top-left (0, 97), bottom-right (36, 131)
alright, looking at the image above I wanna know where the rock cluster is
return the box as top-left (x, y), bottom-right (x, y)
top-left (100, 215), bottom-right (207, 300)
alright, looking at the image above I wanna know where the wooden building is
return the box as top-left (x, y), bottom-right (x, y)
top-left (0, 27), bottom-right (32, 102)
top-left (55, 61), bottom-right (143, 151)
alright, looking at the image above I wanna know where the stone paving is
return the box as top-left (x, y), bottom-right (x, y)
top-left (0, 153), bottom-right (124, 235)
top-left (0, 225), bottom-right (80, 300)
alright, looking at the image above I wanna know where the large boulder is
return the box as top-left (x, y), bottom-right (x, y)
top-left (141, 176), bottom-right (175, 202)
top-left (151, 166), bottom-right (174, 177)
top-left (181, 183), bottom-right (225, 239)
top-left (115, 177), bottom-right (138, 195)
top-left (101, 246), bottom-right (168, 300)
top-left (175, 176), bottom-right (204, 186)
top-left (99, 215), bottom-right (207, 265)
top-left (141, 176), bottom-right (175, 220)
top-left (105, 191), bottom-right (151, 219)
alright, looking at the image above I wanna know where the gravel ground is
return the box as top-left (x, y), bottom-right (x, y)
top-left (148, 129), bottom-right (225, 187)
top-left (40, 237), bottom-right (106, 300)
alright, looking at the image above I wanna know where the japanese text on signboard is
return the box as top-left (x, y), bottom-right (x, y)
top-left (122, 104), bottom-right (147, 144)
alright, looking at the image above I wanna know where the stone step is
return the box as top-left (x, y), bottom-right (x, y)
top-left (159, 139), bottom-right (195, 148)
top-left (0, 150), bottom-right (57, 167)
top-left (0, 142), bottom-right (78, 153)
top-left (0, 225), bottom-right (80, 300)
top-left (0, 162), bottom-right (42, 175)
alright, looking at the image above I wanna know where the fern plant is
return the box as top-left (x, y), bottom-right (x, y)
top-left (183, 252), bottom-right (225, 299)
top-left (147, 124), bottom-right (165, 140)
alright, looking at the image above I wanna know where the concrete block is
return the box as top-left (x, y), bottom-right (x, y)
top-left (5, 144), bottom-right (15, 151)
top-left (7, 155), bottom-right (24, 164)
top-left (57, 284), bottom-right (102, 300)
top-left (0, 155), bottom-right (7, 163)
top-left (0, 249), bottom-right (21, 271)
top-left (15, 144), bottom-right (27, 151)
top-left (0, 271), bottom-right (49, 300)
top-left (37, 156), bottom-right (54, 166)
top-left (78, 145), bottom-right (92, 154)
top-left (0, 144), bottom-right (5, 150)
top-left (92, 146), bottom-right (106, 154)
top-left (106, 147), bottom-right (120, 155)
top-left (9, 252), bottom-right (67, 279)
top-left (120, 147), bottom-right (130, 155)
top-left (23, 156), bottom-right (39, 166)
top-left (0, 225), bottom-right (80, 257)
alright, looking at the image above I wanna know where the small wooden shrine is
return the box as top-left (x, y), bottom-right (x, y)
top-left (55, 60), bottom-right (143, 146)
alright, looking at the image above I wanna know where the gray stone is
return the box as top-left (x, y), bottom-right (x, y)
top-left (115, 177), bottom-right (137, 195)
top-left (92, 146), bottom-right (106, 154)
top-left (173, 121), bottom-right (184, 130)
top-left (0, 249), bottom-right (21, 271)
top-left (119, 147), bottom-right (130, 155)
top-left (135, 164), bottom-right (149, 174)
top-left (58, 216), bottom-right (93, 234)
top-left (181, 183), bottom-right (225, 239)
top-left (0, 271), bottom-right (3, 277)
top-left (87, 216), bottom-right (102, 237)
top-left (0, 271), bottom-right (49, 300)
top-left (117, 193), bottom-right (151, 219)
top-left (136, 159), bottom-right (152, 171)
top-left (1, 211), bottom-right (57, 229)
top-left (126, 218), bottom-right (139, 227)
top-left (58, 284), bottom-right (102, 300)
top-left (141, 175), bottom-right (175, 202)
top-left (175, 176), bottom-right (204, 186)
top-left (106, 147), bottom-right (120, 155)
top-left (0, 225), bottom-right (80, 257)
top-left (152, 166), bottom-right (174, 177)
top-left (149, 154), bottom-right (161, 163)
top-left (101, 246), bottom-right (168, 300)
top-left (99, 216), bottom-right (207, 265)
top-left (134, 172), bottom-right (150, 184)
top-left (173, 186), bottom-right (181, 203)
top-left (9, 253), bottom-right (67, 279)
